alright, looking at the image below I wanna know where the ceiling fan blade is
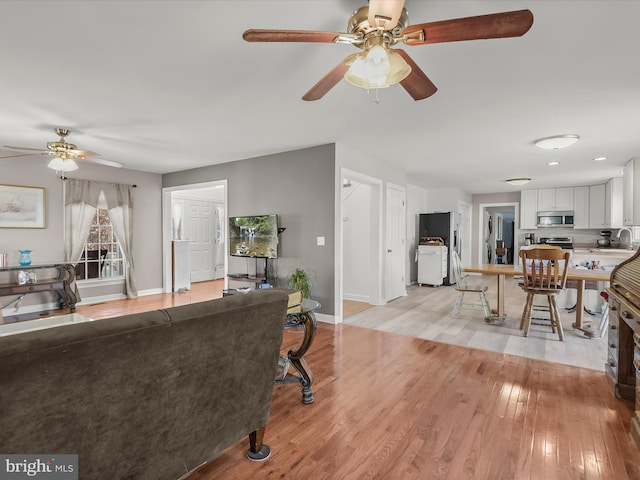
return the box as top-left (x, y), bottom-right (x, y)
top-left (302, 60), bottom-right (350, 101)
top-left (70, 149), bottom-right (99, 160)
top-left (243, 29), bottom-right (342, 43)
top-left (368, 0), bottom-right (406, 29)
top-left (402, 9), bottom-right (533, 45)
top-left (0, 152), bottom-right (47, 160)
top-left (81, 157), bottom-right (124, 168)
top-left (3, 145), bottom-right (48, 152)
top-left (395, 50), bottom-right (438, 101)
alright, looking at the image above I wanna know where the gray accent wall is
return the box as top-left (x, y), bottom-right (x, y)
top-left (0, 158), bottom-right (163, 309)
top-left (162, 144), bottom-right (336, 314)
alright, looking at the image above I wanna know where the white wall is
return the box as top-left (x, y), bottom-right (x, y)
top-left (426, 188), bottom-right (473, 213)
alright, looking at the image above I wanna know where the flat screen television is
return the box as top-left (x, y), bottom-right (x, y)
top-left (229, 214), bottom-right (279, 259)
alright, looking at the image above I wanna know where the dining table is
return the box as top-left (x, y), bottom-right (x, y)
top-left (463, 263), bottom-right (611, 337)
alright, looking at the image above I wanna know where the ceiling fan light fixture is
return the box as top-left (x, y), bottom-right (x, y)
top-left (47, 156), bottom-right (78, 172)
top-left (534, 134), bottom-right (580, 150)
top-left (506, 178), bottom-right (531, 186)
top-left (344, 45), bottom-right (410, 89)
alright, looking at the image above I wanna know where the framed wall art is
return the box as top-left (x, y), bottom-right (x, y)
top-left (0, 184), bottom-right (46, 228)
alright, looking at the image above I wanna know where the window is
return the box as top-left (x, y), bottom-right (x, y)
top-left (74, 209), bottom-right (125, 280)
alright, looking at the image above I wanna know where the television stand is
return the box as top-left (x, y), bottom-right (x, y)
top-left (227, 274), bottom-right (266, 284)
top-left (227, 257), bottom-right (270, 288)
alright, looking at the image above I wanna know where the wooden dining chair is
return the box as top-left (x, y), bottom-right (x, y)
top-left (450, 250), bottom-right (492, 320)
top-left (519, 247), bottom-right (571, 341)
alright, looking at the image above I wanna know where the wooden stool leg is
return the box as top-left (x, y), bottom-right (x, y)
top-left (521, 293), bottom-right (533, 330)
top-left (547, 296), bottom-right (556, 333)
top-left (523, 293), bottom-right (534, 337)
top-left (550, 296), bottom-right (564, 341)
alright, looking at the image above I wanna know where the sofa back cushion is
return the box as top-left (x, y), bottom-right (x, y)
top-left (0, 289), bottom-right (288, 480)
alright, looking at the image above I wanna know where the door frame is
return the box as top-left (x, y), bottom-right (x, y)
top-left (477, 202), bottom-right (519, 266)
top-left (162, 180), bottom-right (228, 293)
top-left (336, 168), bottom-right (383, 323)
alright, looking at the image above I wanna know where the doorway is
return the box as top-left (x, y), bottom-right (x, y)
top-left (162, 180), bottom-right (228, 293)
top-left (478, 203), bottom-right (518, 265)
top-left (340, 168), bottom-right (383, 321)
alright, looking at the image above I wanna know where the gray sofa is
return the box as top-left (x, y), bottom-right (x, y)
top-left (0, 289), bottom-right (288, 480)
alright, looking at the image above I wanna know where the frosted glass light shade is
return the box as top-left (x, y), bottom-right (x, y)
top-left (506, 178), bottom-right (531, 186)
top-left (345, 46), bottom-right (411, 89)
top-left (534, 134), bottom-right (579, 150)
top-left (47, 156), bottom-right (78, 172)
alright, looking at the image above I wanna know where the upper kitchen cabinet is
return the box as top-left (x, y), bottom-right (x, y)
top-left (588, 184), bottom-right (606, 228)
top-left (623, 158), bottom-right (640, 226)
top-left (573, 186), bottom-right (590, 229)
top-left (520, 190), bottom-right (538, 229)
top-left (605, 177), bottom-right (624, 228)
top-left (537, 187), bottom-right (574, 211)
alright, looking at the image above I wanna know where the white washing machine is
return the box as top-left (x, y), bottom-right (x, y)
top-left (417, 245), bottom-right (448, 286)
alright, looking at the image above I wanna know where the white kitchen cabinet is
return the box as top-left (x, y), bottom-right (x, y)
top-left (573, 186), bottom-right (590, 229)
top-left (537, 189), bottom-right (555, 211)
top-left (623, 158), bottom-right (640, 226)
top-left (537, 187), bottom-right (574, 211)
top-left (605, 177), bottom-right (624, 228)
top-left (588, 184), bottom-right (606, 229)
top-left (520, 190), bottom-right (538, 229)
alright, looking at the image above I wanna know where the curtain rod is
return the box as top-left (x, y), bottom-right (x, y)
top-left (59, 176), bottom-right (137, 187)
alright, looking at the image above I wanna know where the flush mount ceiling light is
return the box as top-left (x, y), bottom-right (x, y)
top-left (534, 134), bottom-right (580, 150)
top-left (506, 178), bottom-right (531, 186)
top-left (547, 161), bottom-right (560, 166)
top-left (593, 156), bottom-right (608, 161)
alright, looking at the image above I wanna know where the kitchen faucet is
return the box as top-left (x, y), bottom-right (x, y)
top-left (616, 227), bottom-right (634, 249)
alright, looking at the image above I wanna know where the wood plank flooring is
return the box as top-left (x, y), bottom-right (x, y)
top-left (189, 323), bottom-right (640, 479)
top-left (68, 280), bottom-right (640, 479)
top-left (345, 276), bottom-right (608, 371)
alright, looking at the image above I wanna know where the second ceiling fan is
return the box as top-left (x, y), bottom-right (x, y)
top-left (243, 0), bottom-right (534, 101)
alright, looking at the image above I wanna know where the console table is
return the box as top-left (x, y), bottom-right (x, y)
top-left (0, 263), bottom-right (78, 318)
top-left (276, 298), bottom-right (320, 404)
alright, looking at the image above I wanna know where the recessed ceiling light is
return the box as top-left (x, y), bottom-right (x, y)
top-left (534, 134), bottom-right (580, 150)
top-left (547, 161), bottom-right (560, 166)
top-left (506, 178), bottom-right (531, 186)
top-left (593, 156), bottom-right (608, 161)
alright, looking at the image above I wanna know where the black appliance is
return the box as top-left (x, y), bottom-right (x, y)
top-left (419, 212), bottom-right (461, 286)
top-left (538, 236), bottom-right (573, 249)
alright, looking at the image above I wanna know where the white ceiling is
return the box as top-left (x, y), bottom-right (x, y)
top-left (1, 0), bottom-right (638, 194)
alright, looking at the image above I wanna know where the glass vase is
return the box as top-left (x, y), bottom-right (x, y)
top-left (18, 249), bottom-right (32, 266)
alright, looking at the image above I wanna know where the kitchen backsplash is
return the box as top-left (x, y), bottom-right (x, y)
top-left (518, 227), bottom-right (637, 247)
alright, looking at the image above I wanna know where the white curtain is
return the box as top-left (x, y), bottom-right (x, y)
top-left (64, 178), bottom-right (138, 298)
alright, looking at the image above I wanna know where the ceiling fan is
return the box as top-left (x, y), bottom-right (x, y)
top-left (0, 127), bottom-right (124, 172)
top-left (243, 0), bottom-right (534, 101)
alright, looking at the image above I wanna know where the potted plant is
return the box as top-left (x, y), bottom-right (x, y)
top-left (288, 267), bottom-right (312, 299)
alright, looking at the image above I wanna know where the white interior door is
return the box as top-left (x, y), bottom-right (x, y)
top-left (385, 184), bottom-right (406, 302)
top-left (186, 199), bottom-right (215, 282)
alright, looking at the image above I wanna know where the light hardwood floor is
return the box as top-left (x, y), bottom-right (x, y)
top-left (68, 279), bottom-right (640, 479)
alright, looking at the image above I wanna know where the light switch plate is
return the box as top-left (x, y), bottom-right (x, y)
top-left (317, 236), bottom-right (325, 246)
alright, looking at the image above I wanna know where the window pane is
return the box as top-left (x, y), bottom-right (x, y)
top-left (75, 208), bottom-right (125, 281)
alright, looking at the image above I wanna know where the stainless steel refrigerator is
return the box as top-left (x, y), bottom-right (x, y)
top-left (419, 212), bottom-right (461, 286)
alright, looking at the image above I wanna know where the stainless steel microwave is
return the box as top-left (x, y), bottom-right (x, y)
top-left (537, 211), bottom-right (574, 228)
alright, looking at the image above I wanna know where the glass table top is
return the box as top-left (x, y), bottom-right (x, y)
top-left (287, 299), bottom-right (320, 316)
